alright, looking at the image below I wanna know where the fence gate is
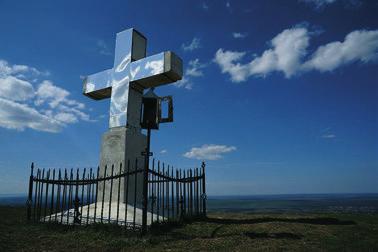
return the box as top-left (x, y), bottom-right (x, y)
top-left (27, 160), bottom-right (206, 232)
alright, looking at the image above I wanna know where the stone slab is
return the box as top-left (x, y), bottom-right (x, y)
top-left (99, 126), bottom-right (146, 206)
top-left (43, 202), bottom-right (164, 226)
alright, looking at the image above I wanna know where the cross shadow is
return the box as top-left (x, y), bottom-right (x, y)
top-left (205, 216), bottom-right (356, 225)
top-left (244, 232), bottom-right (303, 240)
top-left (148, 216), bottom-right (356, 243)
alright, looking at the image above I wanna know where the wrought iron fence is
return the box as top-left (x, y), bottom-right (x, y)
top-left (26, 160), bottom-right (206, 232)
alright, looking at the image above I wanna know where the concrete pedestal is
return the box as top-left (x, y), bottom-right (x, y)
top-left (98, 127), bottom-right (146, 207)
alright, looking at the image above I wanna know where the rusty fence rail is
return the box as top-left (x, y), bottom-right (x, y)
top-left (26, 160), bottom-right (206, 232)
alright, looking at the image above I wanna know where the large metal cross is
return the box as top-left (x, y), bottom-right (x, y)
top-left (83, 28), bottom-right (182, 128)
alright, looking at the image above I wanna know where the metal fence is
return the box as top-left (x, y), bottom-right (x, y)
top-left (26, 160), bottom-right (206, 232)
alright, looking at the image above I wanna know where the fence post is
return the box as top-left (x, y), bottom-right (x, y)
top-left (150, 159), bottom-right (155, 225)
top-left (171, 167), bottom-right (174, 221)
top-left (55, 169), bottom-right (61, 222)
top-left (162, 163), bottom-right (165, 220)
top-left (67, 169), bottom-right (73, 224)
top-left (201, 162), bottom-right (207, 217)
top-left (74, 169), bottom-right (81, 225)
top-left (133, 159), bottom-right (138, 230)
top-left (196, 168), bottom-right (199, 215)
top-left (142, 128), bottom-right (151, 234)
top-left (49, 169), bottom-right (55, 222)
top-left (189, 169), bottom-right (193, 216)
top-left (116, 163), bottom-right (122, 225)
top-left (80, 169), bottom-right (86, 224)
top-left (94, 166), bottom-right (99, 223)
top-left (124, 161), bottom-right (130, 227)
top-left (108, 164), bottom-right (114, 224)
top-left (176, 169), bottom-right (179, 218)
top-left (27, 163), bottom-right (34, 221)
top-left (101, 165), bottom-right (107, 223)
top-left (38, 169), bottom-right (45, 221)
top-left (43, 169), bottom-right (50, 222)
top-left (87, 169), bottom-right (93, 225)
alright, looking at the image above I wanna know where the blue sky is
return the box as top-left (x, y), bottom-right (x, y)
top-left (0, 0), bottom-right (377, 195)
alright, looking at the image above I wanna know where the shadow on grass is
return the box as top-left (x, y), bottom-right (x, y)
top-left (147, 217), bottom-right (307, 242)
top-left (244, 232), bottom-right (303, 240)
top-left (32, 221), bottom-right (143, 239)
top-left (18, 213), bottom-right (356, 246)
top-left (150, 221), bottom-right (185, 234)
top-left (205, 216), bottom-right (356, 225)
top-left (146, 216), bottom-right (355, 242)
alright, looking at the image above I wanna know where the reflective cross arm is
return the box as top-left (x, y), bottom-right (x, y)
top-left (83, 69), bottom-right (113, 100)
top-left (130, 51), bottom-right (183, 89)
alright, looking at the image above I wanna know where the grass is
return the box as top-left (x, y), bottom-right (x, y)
top-left (1, 206), bottom-right (377, 251)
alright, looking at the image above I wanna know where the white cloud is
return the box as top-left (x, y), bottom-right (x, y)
top-left (214, 49), bottom-right (249, 82)
top-left (202, 2), bottom-right (209, 10)
top-left (0, 76), bottom-right (34, 101)
top-left (300, 0), bottom-right (337, 8)
top-left (0, 59), bottom-right (49, 77)
top-left (300, 0), bottom-right (362, 9)
top-left (214, 26), bottom-right (378, 82)
top-left (57, 104), bottom-right (92, 122)
top-left (0, 98), bottom-right (62, 132)
top-left (35, 80), bottom-right (69, 108)
top-left (160, 149), bottom-right (167, 154)
top-left (250, 27), bottom-right (309, 77)
top-left (174, 76), bottom-right (192, 90)
top-left (0, 60), bottom-right (12, 76)
top-left (302, 30), bottom-right (378, 72)
top-left (232, 32), bottom-right (248, 39)
top-left (186, 59), bottom-right (206, 77)
top-left (97, 39), bottom-right (112, 56)
top-left (0, 59), bottom-right (92, 132)
top-left (12, 64), bottom-right (49, 76)
top-left (174, 59), bottom-right (206, 89)
top-left (183, 144), bottom-right (236, 160)
top-left (182, 37), bottom-right (201, 52)
top-left (321, 134), bottom-right (336, 138)
top-left (54, 112), bottom-right (78, 124)
top-left (35, 80), bottom-right (86, 111)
